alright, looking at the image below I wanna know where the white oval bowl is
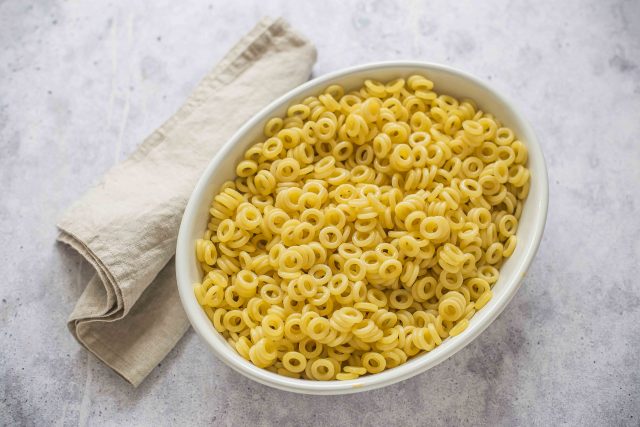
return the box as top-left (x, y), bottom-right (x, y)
top-left (176, 61), bottom-right (549, 395)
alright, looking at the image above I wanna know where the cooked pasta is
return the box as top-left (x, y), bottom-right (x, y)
top-left (193, 75), bottom-right (530, 381)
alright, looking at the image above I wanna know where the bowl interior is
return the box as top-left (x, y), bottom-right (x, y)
top-left (176, 62), bottom-right (548, 394)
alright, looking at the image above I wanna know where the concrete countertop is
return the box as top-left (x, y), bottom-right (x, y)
top-left (1, 0), bottom-right (639, 425)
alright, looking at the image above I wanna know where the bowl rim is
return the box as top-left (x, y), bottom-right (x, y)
top-left (176, 60), bottom-right (549, 394)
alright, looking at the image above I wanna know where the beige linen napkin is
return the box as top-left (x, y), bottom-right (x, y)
top-left (58, 17), bottom-right (317, 387)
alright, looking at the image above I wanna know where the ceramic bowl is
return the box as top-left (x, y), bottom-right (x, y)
top-left (176, 61), bottom-right (549, 394)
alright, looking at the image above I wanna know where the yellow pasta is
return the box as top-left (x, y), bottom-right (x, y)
top-left (193, 75), bottom-right (530, 380)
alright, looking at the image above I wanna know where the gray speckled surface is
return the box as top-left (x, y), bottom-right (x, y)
top-left (1, 0), bottom-right (639, 425)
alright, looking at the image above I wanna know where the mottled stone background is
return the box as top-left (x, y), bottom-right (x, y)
top-left (1, 0), bottom-right (639, 425)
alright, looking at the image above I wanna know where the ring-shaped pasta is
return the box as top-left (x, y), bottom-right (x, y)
top-left (193, 74), bottom-right (529, 380)
top-left (361, 352), bottom-right (386, 374)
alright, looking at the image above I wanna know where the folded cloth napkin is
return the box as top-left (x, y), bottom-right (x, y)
top-left (58, 17), bottom-right (317, 387)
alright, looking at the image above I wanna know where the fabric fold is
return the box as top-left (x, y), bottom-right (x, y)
top-left (58, 17), bottom-right (317, 386)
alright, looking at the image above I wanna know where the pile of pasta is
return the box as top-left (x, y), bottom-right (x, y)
top-left (194, 75), bottom-right (530, 381)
